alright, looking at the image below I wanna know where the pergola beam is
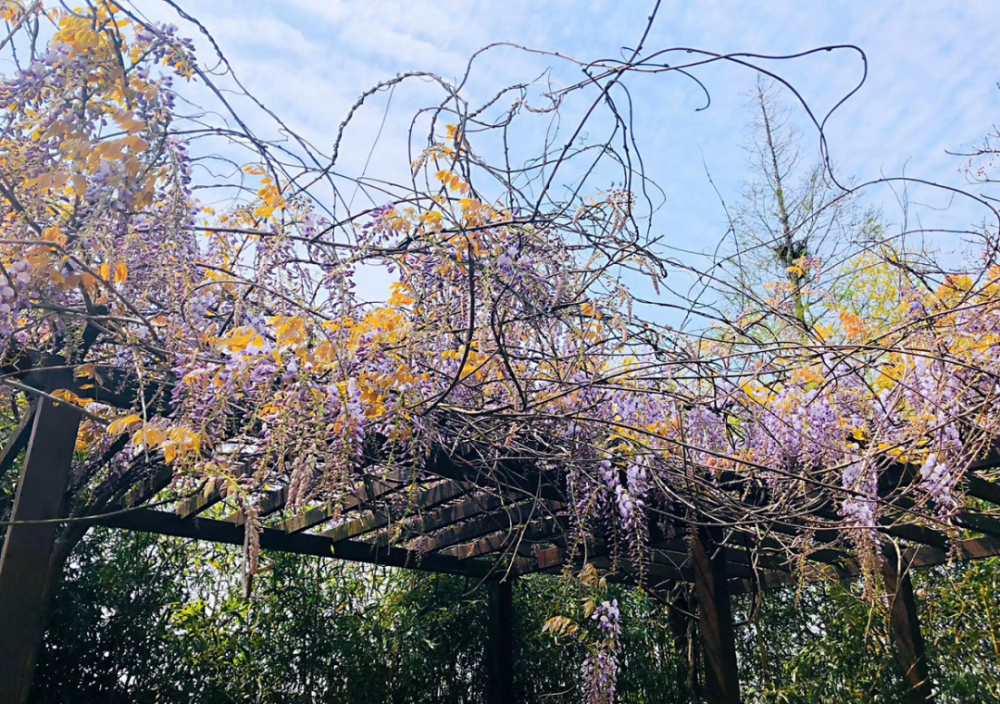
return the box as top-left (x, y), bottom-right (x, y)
top-left (691, 525), bottom-right (742, 704)
top-left (882, 543), bottom-right (935, 703)
top-left (486, 579), bottom-right (515, 704)
top-left (0, 393), bottom-right (82, 704)
top-left (94, 508), bottom-right (495, 579)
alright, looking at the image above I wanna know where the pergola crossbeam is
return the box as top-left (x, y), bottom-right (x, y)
top-left (94, 508), bottom-right (496, 578)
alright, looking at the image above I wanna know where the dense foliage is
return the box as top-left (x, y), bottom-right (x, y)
top-left (28, 528), bottom-right (1000, 703)
top-left (32, 528), bottom-right (684, 703)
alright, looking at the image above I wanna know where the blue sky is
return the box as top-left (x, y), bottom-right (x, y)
top-left (128, 0), bottom-right (1000, 312)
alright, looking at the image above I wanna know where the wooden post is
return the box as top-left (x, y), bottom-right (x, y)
top-left (691, 525), bottom-right (742, 704)
top-left (667, 586), bottom-right (704, 699)
top-left (0, 395), bottom-right (82, 704)
top-left (882, 546), bottom-right (935, 703)
top-left (487, 578), bottom-right (515, 704)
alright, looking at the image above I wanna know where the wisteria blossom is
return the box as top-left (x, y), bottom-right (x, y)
top-left (5, 4), bottom-right (1000, 698)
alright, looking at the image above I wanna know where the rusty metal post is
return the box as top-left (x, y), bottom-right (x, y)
top-left (0, 395), bottom-right (82, 704)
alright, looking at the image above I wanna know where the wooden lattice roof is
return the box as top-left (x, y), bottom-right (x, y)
top-left (6, 353), bottom-right (1000, 593)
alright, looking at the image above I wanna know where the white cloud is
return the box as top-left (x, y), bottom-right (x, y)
top-left (132, 0), bottom-right (1000, 303)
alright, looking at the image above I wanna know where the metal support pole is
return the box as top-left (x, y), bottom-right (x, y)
top-left (882, 546), bottom-right (935, 703)
top-left (487, 578), bottom-right (515, 704)
top-left (0, 395), bottom-right (82, 704)
top-left (691, 525), bottom-right (742, 704)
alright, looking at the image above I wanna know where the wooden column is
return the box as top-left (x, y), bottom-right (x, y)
top-left (0, 396), bottom-right (82, 704)
top-left (691, 525), bottom-right (742, 704)
top-left (666, 585), bottom-right (703, 698)
top-left (882, 546), bottom-right (935, 703)
top-left (487, 578), bottom-right (515, 704)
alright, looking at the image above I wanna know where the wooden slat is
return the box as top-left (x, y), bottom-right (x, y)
top-left (969, 447), bottom-right (1000, 471)
top-left (320, 480), bottom-right (469, 543)
top-left (510, 546), bottom-right (687, 585)
top-left (532, 545), bottom-right (563, 571)
top-left (440, 515), bottom-right (563, 560)
top-left (908, 534), bottom-right (1000, 567)
top-left (512, 532), bottom-right (794, 588)
top-left (655, 535), bottom-right (793, 574)
top-left (650, 541), bottom-right (780, 582)
top-left (372, 491), bottom-right (503, 548)
top-left (731, 535), bottom-right (1000, 594)
top-left (808, 498), bottom-right (951, 550)
top-left (278, 467), bottom-right (416, 533)
top-left (955, 510), bottom-right (1000, 540)
top-left (117, 465), bottom-right (173, 509)
top-left (176, 464), bottom-right (253, 520)
top-left (968, 475), bottom-right (1000, 505)
top-left (595, 553), bottom-right (695, 584)
top-left (413, 501), bottom-right (558, 554)
top-left (226, 487), bottom-right (287, 527)
top-left (420, 444), bottom-right (566, 503)
top-left (506, 531), bottom-right (690, 583)
top-left (176, 480), bottom-right (225, 519)
top-left (880, 522), bottom-right (950, 550)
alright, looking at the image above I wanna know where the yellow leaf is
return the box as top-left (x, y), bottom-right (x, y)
top-left (388, 283), bottom-right (414, 307)
top-left (132, 427), bottom-right (166, 447)
top-left (108, 414), bottom-right (142, 436)
top-left (126, 135), bottom-right (148, 152)
top-left (218, 326), bottom-right (263, 353)
top-left (162, 441), bottom-right (178, 464)
top-left (839, 310), bottom-right (865, 340)
top-left (115, 263), bottom-right (128, 284)
top-left (70, 174), bottom-right (88, 197)
top-left (51, 389), bottom-right (85, 405)
top-left (74, 364), bottom-right (95, 379)
top-left (42, 227), bottom-right (66, 244)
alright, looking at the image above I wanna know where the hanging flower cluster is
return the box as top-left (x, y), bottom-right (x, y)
top-left (581, 599), bottom-right (621, 704)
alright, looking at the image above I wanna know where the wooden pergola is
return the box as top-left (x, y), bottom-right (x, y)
top-left (3, 351), bottom-right (1000, 703)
